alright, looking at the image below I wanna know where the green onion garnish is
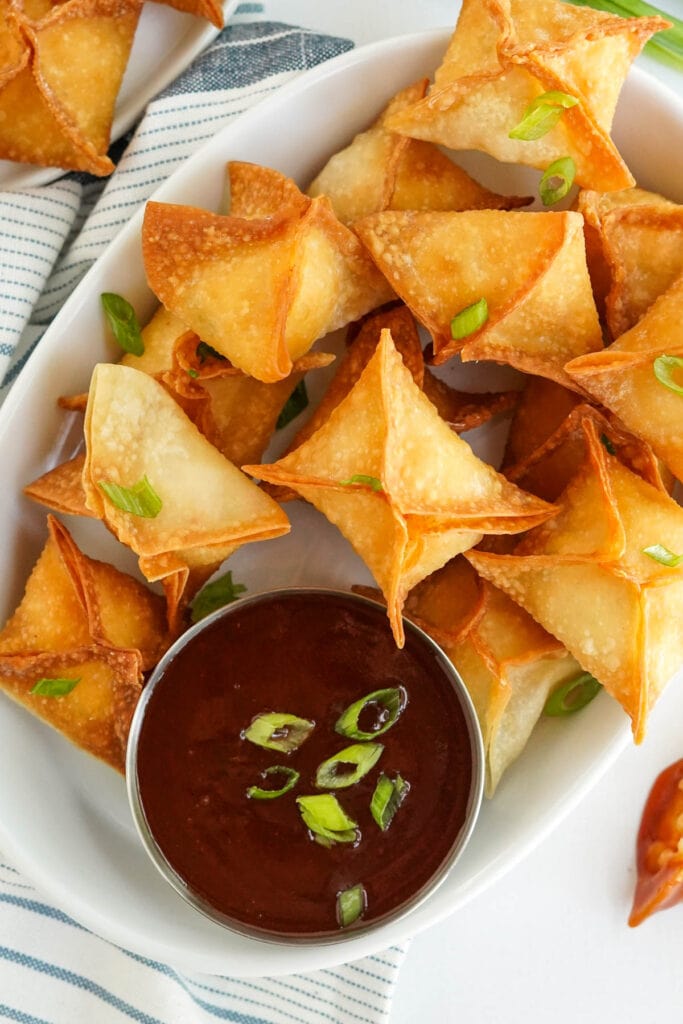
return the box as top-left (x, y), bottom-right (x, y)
top-left (370, 773), bottom-right (409, 831)
top-left (568, 0), bottom-right (683, 72)
top-left (544, 672), bottom-right (602, 716)
top-left (539, 156), bottom-right (576, 206)
top-left (187, 368), bottom-right (199, 379)
top-left (276, 380), bottom-right (309, 430)
top-left (296, 794), bottom-right (359, 847)
top-left (450, 297), bottom-right (489, 340)
top-left (98, 476), bottom-right (162, 518)
top-left (653, 354), bottom-right (683, 396)
top-left (315, 743), bottom-right (384, 790)
top-left (643, 544), bottom-right (683, 567)
top-left (190, 570), bottom-right (247, 623)
top-left (100, 293), bottom-right (144, 356)
top-left (509, 91), bottom-right (579, 141)
top-left (336, 884), bottom-right (366, 928)
top-left (246, 765), bottom-right (300, 800)
top-left (335, 687), bottom-right (406, 741)
top-left (339, 474), bottom-right (384, 491)
top-left (243, 712), bottom-right (315, 754)
top-left (196, 341), bottom-right (225, 362)
top-left (30, 677), bottom-right (81, 697)
top-left (600, 433), bottom-right (617, 455)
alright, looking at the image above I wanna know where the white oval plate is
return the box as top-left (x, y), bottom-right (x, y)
top-left (0, 28), bottom-right (682, 977)
top-left (0, 0), bottom-right (238, 191)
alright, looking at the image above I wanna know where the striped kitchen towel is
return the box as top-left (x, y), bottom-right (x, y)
top-left (0, 9), bottom-right (409, 1024)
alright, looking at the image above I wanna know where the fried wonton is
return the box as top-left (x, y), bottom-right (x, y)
top-left (578, 187), bottom-right (683, 339)
top-left (0, 515), bottom-right (168, 770)
top-left (384, 0), bottom-right (668, 191)
top-left (356, 556), bottom-right (581, 795)
top-left (468, 417), bottom-right (683, 742)
top-left (24, 453), bottom-right (93, 518)
top-left (150, 0), bottom-right (223, 28)
top-left (0, 0), bottom-right (141, 175)
top-left (306, 78), bottom-right (530, 225)
top-left (142, 169), bottom-right (395, 382)
top-left (245, 329), bottom-right (555, 646)
top-left (566, 273), bottom-right (683, 484)
top-left (355, 209), bottom-right (602, 387)
top-left (180, 352), bottom-right (335, 467)
top-left (82, 363), bottom-right (290, 607)
top-left (503, 394), bottom-right (669, 501)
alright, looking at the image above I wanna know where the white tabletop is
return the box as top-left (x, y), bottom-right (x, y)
top-left (266, 1), bottom-right (683, 1021)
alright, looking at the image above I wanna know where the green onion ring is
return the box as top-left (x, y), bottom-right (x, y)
top-left (335, 687), bottom-right (406, 740)
top-left (544, 673), bottom-right (602, 716)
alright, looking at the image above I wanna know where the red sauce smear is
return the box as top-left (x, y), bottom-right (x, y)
top-left (136, 592), bottom-right (475, 938)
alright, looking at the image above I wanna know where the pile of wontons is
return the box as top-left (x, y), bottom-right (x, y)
top-left (0, 0), bottom-right (225, 176)
top-left (2, 0), bottom-right (683, 799)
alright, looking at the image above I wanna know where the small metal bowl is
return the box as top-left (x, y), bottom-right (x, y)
top-left (126, 587), bottom-right (484, 945)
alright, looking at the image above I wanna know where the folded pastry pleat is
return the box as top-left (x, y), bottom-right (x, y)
top-left (468, 417), bottom-right (683, 742)
top-left (142, 165), bottom-right (395, 383)
top-left (355, 208), bottom-right (602, 387)
top-left (245, 329), bottom-right (556, 646)
top-left (384, 0), bottom-right (668, 191)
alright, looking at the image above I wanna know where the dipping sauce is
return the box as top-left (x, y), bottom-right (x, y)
top-left (129, 590), bottom-right (482, 941)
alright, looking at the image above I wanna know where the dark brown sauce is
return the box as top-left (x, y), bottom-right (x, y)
top-left (135, 592), bottom-right (476, 938)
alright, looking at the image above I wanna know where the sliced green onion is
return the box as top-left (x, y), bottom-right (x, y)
top-left (98, 475), bottom-right (162, 518)
top-left (450, 297), bottom-right (488, 340)
top-left (539, 156), bottom-right (576, 206)
top-left (315, 743), bottom-right (384, 790)
top-left (509, 91), bottom-right (579, 141)
top-left (190, 570), bottom-right (247, 623)
top-left (187, 368), bottom-right (199, 379)
top-left (643, 544), bottom-right (683, 567)
top-left (246, 765), bottom-right (300, 800)
top-left (296, 794), bottom-right (359, 847)
top-left (544, 672), bottom-right (602, 716)
top-left (336, 884), bottom-right (366, 928)
top-left (653, 354), bottom-right (683, 396)
top-left (100, 293), bottom-right (144, 356)
top-left (567, 0), bottom-right (683, 73)
top-left (335, 687), bottom-right (406, 741)
top-left (196, 341), bottom-right (225, 362)
top-left (30, 677), bottom-right (81, 697)
top-left (276, 380), bottom-right (308, 430)
top-left (370, 773), bottom-right (409, 831)
top-left (339, 474), bottom-right (383, 491)
top-left (600, 433), bottom-right (616, 455)
top-left (243, 712), bottom-right (315, 754)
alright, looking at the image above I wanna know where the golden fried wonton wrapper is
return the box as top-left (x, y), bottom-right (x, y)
top-left (246, 329), bottom-right (555, 646)
top-left (468, 418), bottom-right (683, 742)
top-left (384, 0), bottom-right (668, 191)
top-left (0, 0), bottom-right (141, 175)
top-left (398, 558), bottom-right (581, 795)
top-left (355, 209), bottom-right (602, 387)
top-left (566, 274), bottom-right (683, 484)
top-left (578, 187), bottom-right (683, 339)
top-left (150, 0), bottom-right (223, 27)
top-left (24, 453), bottom-right (93, 518)
top-left (306, 78), bottom-right (530, 225)
top-left (0, 516), bottom-right (168, 770)
top-left (82, 363), bottom-right (290, 596)
top-left (183, 352), bottom-right (335, 467)
top-left (142, 169), bottom-right (394, 382)
top-left (502, 386), bottom-right (669, 501)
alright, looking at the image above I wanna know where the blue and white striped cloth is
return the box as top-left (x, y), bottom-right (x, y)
top-left (0, 10), bottom-right (408, 1022)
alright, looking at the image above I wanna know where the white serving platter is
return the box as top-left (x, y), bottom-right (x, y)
top-left (0, 27), bottom-right (681, 977)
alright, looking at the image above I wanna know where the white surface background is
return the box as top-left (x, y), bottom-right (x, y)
top-left (265, 1), bottom-right (683, 1022)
